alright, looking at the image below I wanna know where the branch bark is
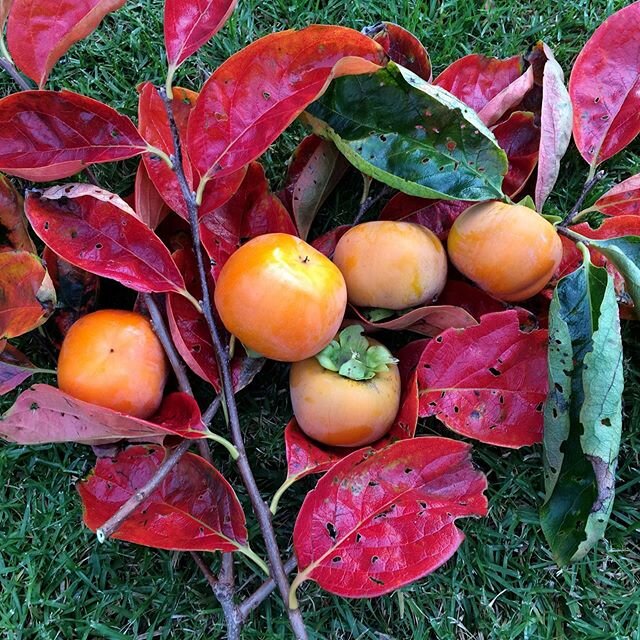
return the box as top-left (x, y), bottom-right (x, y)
top-left (0, 56), bottom-right (31, 91)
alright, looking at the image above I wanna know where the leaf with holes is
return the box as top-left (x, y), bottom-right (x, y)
top-left (569, 2), bottom-right (640, 169)
top-left (0, 90), bottom-right (147, 181)
top-left (541, 249), bottom-right (623, 565)
top-left (0, 385), bottom-right (210, 445)
top-left (280, 135), bottom-right (349, 240)
top-left (187, 25), bottom-right (385, 183)
top-left (305, 62), bottom-right (507, 201)
top-left (0, 344), bottom-right (46, 395)
top-left (290, 436), bottom-right (488, 600)
top-left (200, 162), bottom-right (297, 279)
top-left (134, 161), bottom-right (171, 230)
top-left (364, 21), bottom-right (431, 82)
top-left (78, 445), bottom-right (250, 553)
top-left (418, 310), bottom-right (548, 448)
top-left (0, 174), bottom-right (34, 253)
top-left (164, 0), bottom-right (238, 71)
top-left (0, 250), bottom-right (56, 339)
top-left (590, 173), bottom-right (640, 218)
top-left (24, 185), bottom-right (190, 298)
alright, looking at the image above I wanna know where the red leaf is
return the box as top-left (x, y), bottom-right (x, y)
top-left (379, 193), bottom-right (470, 240)
top-left (569, 2), bottom-right (640, 167)
top-left (6, 0), bottom-right (125, 88)
top-left (478, 66), bottom-right (534, 126)
top-left (292, 437), bottom-right (488, 598)
top-left (134, 161), bottom-right (171, 230)
top-left (78, 445), bottom-right (248, 552)
top-left (492, 111), bottom-right (540, 199)
top-left (164, 0), bottom-right (238, 70)
top-left (0, 90), bottom-right (146, 181)
top-left (0, 385), bottom-right (209, 444)
top-left (200, 162), bottom-right (297, 279)
top-left (281, 135), bottom-right (349, 240)
top-left (311, 225), bottom-right (351, 258)
top-left (434, 54), bottom-right (523, 113)
top-left (437, 280), bottom-right (506, 319)
top-left (0, 173), bottom-right (35, 252)
top-left (350, 304), bottom-right (477, 337)
top-left (25, 185), bottom-right (188, 296)
top-left (0, 250), bottom-right (56, 339)
top-left (592, 174), bottom-right (640, 217)
top-left (418, 310), bottom-right (547, 448)
top-left (0, 344), bottom-right (40, 395)
top-left (187, 25), bottom-right (385, 181)
top-left (365, 22), bottom-right (431, 82)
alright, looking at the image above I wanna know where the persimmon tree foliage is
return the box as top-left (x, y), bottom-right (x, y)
top-left (0, 1), bottom-right (639, 638)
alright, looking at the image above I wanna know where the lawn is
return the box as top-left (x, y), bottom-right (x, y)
top-left (1, 0), bottom-right (639, 639)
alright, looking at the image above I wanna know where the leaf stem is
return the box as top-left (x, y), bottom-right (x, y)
top-left (558, 170), bottom-right (606, 227)
top-left (269, 475), bottom-right (298, 515)
top-left (238, 546), bottom-right (270, 576)
top-left (145, 144), bottom-right (174, 171)
top-left (157, 85), bottom-right (309, 640)
top-left (165, 64), bottom-right (176, 101)
top-left (208, 432), bottom-right (240, 460)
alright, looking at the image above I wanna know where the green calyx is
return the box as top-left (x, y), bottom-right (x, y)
top-left (315, 324), bottom-right (398, 381)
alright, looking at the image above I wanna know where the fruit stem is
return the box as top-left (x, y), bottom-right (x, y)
top-left (269, 475), bottom-right (298, 515)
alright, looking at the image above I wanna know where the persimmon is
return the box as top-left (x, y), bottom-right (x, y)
top-left (290, 325), bottom-right (401, 447)
top-left (57, 310), bottom-right (168, 419)
top-left (214, 233), bottom-right (347, 362)
top-left (447, 201), bottom-right (563, 302)
top-left (333, 220), bottom-right (448, 309)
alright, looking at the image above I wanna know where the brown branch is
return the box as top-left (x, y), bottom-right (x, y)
top-left (0, 56), bottom-right (31, 91)
top-left (559, 170), bottom-right (606, 227)
top-left (157, 85), bottom-right (308, 640)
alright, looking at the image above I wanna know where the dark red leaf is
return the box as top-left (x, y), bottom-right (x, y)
top-left (78, 444), bottom-right (248, 552)
top-left (0, 173), bottom-right (34, 252)
top-left (134, 161), bottom-right (171, 230)
top-left (6, 0), bottom-right (125, 88)
top-left (0, 344), bottom-right (41, 395)
top-left (365, 22), bottom-right (431, 82)
top-left (0, 385), bottom-right (209, 444)
top-left (492, 111), bottom-right (540, 198)
top-left (200, 162), bottom-right (297, 279)
top-left (25, 184), bottom-right (189, 296)
top-left (187, 25), bottom-right (385, 181)
top-left (0, 250), bottom-right (56, 339)
top-left (418, 310), bottom-right (547, 448)
top-left (379, 193), bottom-right (470, 240)
top-left (569, 2), bottom-right (640, 167)
top-left (164, 0), bottom-right (238, 70)
top-left (437, 280), bottom-right (506, 319)
top-left (0, 90), bottom-right (147, 181)
top-left (478, 66), bottom-right (534, 126)
top-left (311, 225), bottom-right (351, 258)
top-left (292, 437), bottom-right (488, 598)
top-left (592, 174), bottom-right (640, 217)
top-left (434, 54), bottom-right (523, 113)
top-left (281, 135), bottom-right (349, 240)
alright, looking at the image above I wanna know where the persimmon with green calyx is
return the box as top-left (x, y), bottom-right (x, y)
top-left (447, 201), bottom-right (563, 301)
top-left (214, 233), bottom-right (347, 362)
top-left (57, 310), bottom-right (168, 419)
top-left (332, 220), bottom-right (448, 310)
top-left (290, 325), bottom-right (401, 447)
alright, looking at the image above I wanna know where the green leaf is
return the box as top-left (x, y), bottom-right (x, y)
top-left (303, 62), bottom-right (508, 202)
top-left (541, 246), bottom-right (623, 565)
top-left (517, 195), bottom-right (537, 211)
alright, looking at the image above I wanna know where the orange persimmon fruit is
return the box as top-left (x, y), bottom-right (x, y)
top-left (57, 309), bottom-right (168, 419)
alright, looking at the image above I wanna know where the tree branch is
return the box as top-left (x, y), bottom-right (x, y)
top-left (0, 56), bottom-right (31, 91)
top-left (157, 85), bottom-right (308, 640)
top-left (559, 170), bottom-right (606, 227)
top-left (353, 182), bottom-right (393, 225)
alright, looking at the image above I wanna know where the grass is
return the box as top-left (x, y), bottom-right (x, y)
top-left (1, 0), bottom-right (640, 638)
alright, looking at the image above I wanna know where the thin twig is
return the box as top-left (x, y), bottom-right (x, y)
top-left (559, 170), bottom-right (606, 227)
top-left (158, 85), bottom-right (308, 640)
top-left (556, 225), bottom-right (591, 245)
top-left (203, 396), bottom-right (222, 424)
top-left (0, 56), bottom-right (31, 91)
top-left (353, 183), bottom-right (393, 225)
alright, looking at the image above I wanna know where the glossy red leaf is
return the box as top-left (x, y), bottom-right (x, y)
top-left (164, 0), bottom-right (237, 70)
top-left (0, 173), bottom-right (34, 253)
top-left (434, 54), bottom-right (523, 113)
top-left (134, 161), bottom-right (171, 230)
top-left (187, 25), bottom-right (385, 181)
top-left (78, 445), bottom-right (248, 552)
top-left (0, 91), bottom-right (147, 181)
top-left (437, 280), bottom-right (505, 319)
top-left (311, 225), bottom-right (351, 258)
top-left (25, 185), bottom-right (188, 296)
top-left (478, 66), bottom-right (534, 126)
top-left (0, 250), bottom-right (56, 339)
top-left (492, 111), bottom-right (540, 198)
top-left (569, 2), bottom-right (640, 168)
top-left (281, 135), bottom-right (349, 240)
top-left (6, 0), bottom-right (125, 87)
top-left (0, 385), bottom-right (209, 445)
top-left (364, 22), bottom-right (431, 82)
top-left (351, 304), bottom-right (477, 337)
top-left (200, 162), bottom-right (297, 279)
top-left (591, 174), bottom-right (640, 217)
top-left (379, 193), bottom-right (470, 240)
top-left (0, 344), bottom-right (42, 395)
top-left (418, 311), bottom-right (547, 448)
top-left (292, 436), bottom-right (488, 598)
